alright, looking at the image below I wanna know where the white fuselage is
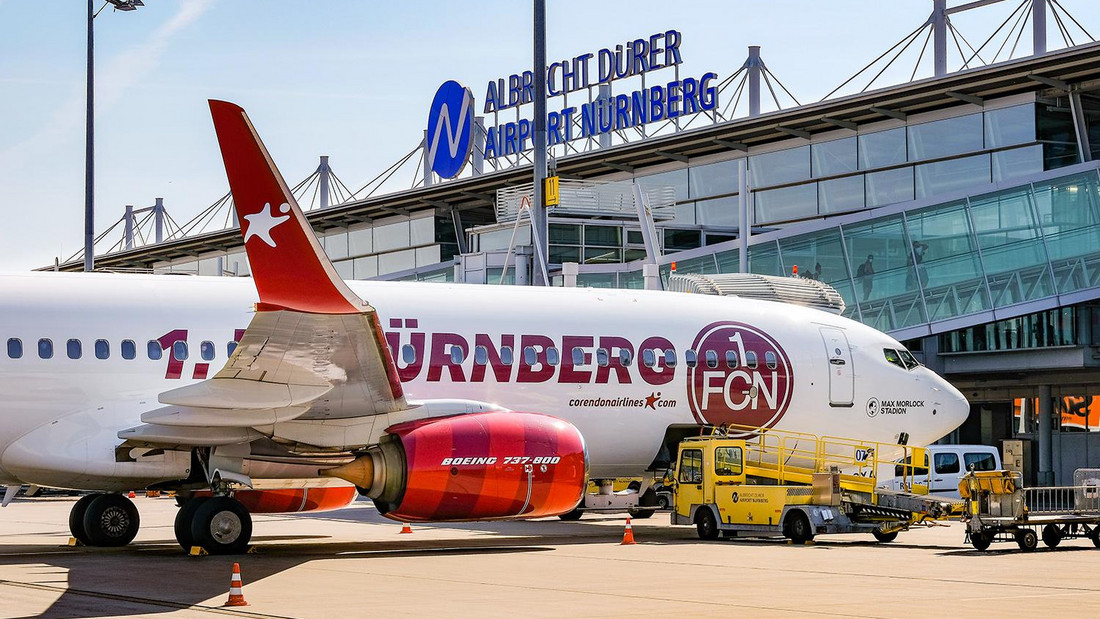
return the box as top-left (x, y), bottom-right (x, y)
top-left (0, 271), bottom-right (969, 488)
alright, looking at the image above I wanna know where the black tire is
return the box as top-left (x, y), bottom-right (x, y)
top-left (656, 495), bottom-right (670, 510)
top-left (558, 503), bottom-right (584, 521)
top-left (872, 529), bottom-right (899, 543)
top-left (68, 494), bottom-right (99, 545)
top-left (1042, 524), bottom-right (1062, 548)
top-left (695, 508), bottom-right (719, 540)
top-left (173, 496), bottom-right (209, 552)
top-left (970, 530), bottom-right (992, 551)
top-left (1015, 528), bottom-right (1038, 551)
top-left (189, 496), bottom-right (252, 555)
top-left (1090, 526), bottom-right (1100, 548)
top-left (786, 511), bottom-right (813, 544)
top-left (628, 508), bottom-right (656, 519)
top-left (82, 494), bottom-right (139, 547)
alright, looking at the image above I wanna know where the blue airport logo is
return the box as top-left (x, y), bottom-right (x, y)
top-left (425, 80), bottom-right (475, 179)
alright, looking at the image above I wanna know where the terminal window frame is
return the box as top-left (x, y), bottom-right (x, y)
top-left (714, 446), bottom-right (743, 476)
top-left (678, 448), bottom-right (703, 485)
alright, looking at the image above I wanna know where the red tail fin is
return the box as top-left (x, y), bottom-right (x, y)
top-left (208, 100), bottom-right (363, 314)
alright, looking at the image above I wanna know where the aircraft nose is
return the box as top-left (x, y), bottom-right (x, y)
top-left (938, 379), bottom-right (970, 430)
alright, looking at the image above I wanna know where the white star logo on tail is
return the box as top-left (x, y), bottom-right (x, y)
top-left (243, 202), bottom-right (291, 247)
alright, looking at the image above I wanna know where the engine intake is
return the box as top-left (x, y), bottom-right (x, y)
top-left (322, 411), bottom-right (588, 522)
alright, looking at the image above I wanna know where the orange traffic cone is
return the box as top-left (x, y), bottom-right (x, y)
top-left (621, 516), bottom-right (636, 545)
top-left (128, 491), bottom-right (136, 498)
top-left (223, 562), bottom-right (248, 607)
top-left (399, 522), bottom-right (413, 534)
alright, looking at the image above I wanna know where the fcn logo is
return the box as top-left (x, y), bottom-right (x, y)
top-left (426, 80), bottom-right (474, 179)
top-left (687, 321), bottom-right (793, 431)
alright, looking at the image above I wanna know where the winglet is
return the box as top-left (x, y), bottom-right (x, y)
top-left (209, 100), bottom-right (363, 314)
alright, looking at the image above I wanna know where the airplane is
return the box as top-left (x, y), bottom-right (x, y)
top-left (0, 100), bottom-right (970, 555)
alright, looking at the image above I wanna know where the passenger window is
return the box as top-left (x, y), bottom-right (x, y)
top-left (67, 339), bottom-right (82, 360)
top-left (401, 344), bottom-right (416, 364)
top-left (714, 446), bottom-right (743, 476)
top-left (642, 349), bottom-right (656, 368)
top-left (964, 452), bottom-right (997, 472)
top-left (678, 449), bottom-right (703, 484)
top-left (664, 349), bottom-right (677, 368)
top-left (685, 349), bottom-right (697, 368)
top-left (934, 452), bottom-right (960, 474)
top-left (725, 351), bottom-right (738, 369)
top-left (571, 347), bottom-right (585, 366)
top-left (7, 338), bottom-right (22, 359)
top-left (121, 339), bottom-right (136, 360)
top-left (227, 341), bottom-right (238, 357)
top-left (523, 346), bottom-right (537, 366)
top-left (474, 345), bottom-right (488, 365)
top-left (883, 348), bottom-right (905, 369)
top-left (94, 339), bottom-right (110, 360)
top-left (39, 338), bottom-right (53, 359)
top-left (200, 341), bottom-right (215, 361)
top-left (147, 340), bottom-right (162, 360)
top-left (619, 348), bottom-right (632, 367)
top-left (546, 347), bottom-right (560, 366)
top-left (500, 346), bottom-right (514, 366)
top-left (596, 348), bottom-right (609, 367)
top-left (745, 351), bottom-right (757, 369)
top-left (705, 350), bottom-right (718, 369)
top-left (172, 340), bottom-right (188, 361)
top-left (764, 351), bottom-right (777, 370)
top-left (449, 346), bottom-right (465, 365)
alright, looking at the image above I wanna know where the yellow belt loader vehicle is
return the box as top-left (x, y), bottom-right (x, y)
top-left (671, 426), bottom-right (961, 544)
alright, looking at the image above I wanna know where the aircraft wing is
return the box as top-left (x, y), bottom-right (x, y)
top-left (135, 100), bottom-right (407, 434)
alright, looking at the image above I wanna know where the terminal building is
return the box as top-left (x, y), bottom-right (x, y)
top-left (56, 3), bottom-right (1100, 485)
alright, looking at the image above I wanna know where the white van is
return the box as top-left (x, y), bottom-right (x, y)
top-left (883, 444), bottom-right (1002, 499)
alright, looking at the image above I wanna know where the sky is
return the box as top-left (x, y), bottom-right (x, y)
top-left (1, 0), bottom-right (1098, 270)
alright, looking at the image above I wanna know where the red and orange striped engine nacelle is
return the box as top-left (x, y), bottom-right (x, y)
top-left (195, 486), bottom-right (359, 514)
top-left (324, 411), bottom-right (588, 522)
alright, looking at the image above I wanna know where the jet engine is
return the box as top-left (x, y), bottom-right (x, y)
top-left (322, 411), bottom-right (588, 522)
top-left (193, 486), bottom-right (359, 514)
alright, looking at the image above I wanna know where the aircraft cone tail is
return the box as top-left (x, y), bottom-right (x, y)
top-left (207, 100), bottom-right (363, 315)
top-left (223, 562), bottom-right (248, 607)
top-left (621, 516), bottom-right (636, 545)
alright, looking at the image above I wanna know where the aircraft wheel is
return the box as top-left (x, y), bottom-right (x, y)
top-left (872, 529), bottom-right (899, 543)
top-left (785, 511), bottom-right (814, 545)
top-left (558, 498), bottom-right (584, 521)
top-left (189, 496), bottom-right (252, 555)
top-left (68, 494), bottom-right (99, 545)
top-left (173, 496), bottom-right (209, 552)
top-left (1015, 528), bottom-right (1038, 551)
top-left (695, 508), bottom-right (719, 540)
top-left (1042, 524), bottom-right (1062, 548)
top-left (82, 494), bottom-right (140, 547)
top-left (628, 508), bottom-right (655, 519)
top-left (970, 530), bottom-right (992, 551)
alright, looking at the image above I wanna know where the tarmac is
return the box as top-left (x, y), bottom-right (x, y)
top-left (1, 494), bottom-right (1099, 618)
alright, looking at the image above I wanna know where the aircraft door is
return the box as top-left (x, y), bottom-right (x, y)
top-left (820, 327), bottom-right (854, 407)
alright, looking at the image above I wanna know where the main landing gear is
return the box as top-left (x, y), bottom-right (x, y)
top-left (68, 493), bottom-right (140, 547)
top-left (174, 495), bottom-right (253, 555)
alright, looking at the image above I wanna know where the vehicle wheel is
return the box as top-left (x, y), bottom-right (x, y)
top-left (173, 496), bottom-right (209, 552)
top-left (82, 494), bottom-right (139, 547)
top-left (68, 494), bottom-right (99, 545)
top-left (657, 495), bottom-right (670, 510)
top-left (785, 511), bottom-right (814, 544)
top-left (1089, 526), bottom-right (1100, 548)
top-left (628, 508), bottom-right (655, 519)
top-left (695, 508), bottom-right (719, 540)
top-left (872, 529), bottom-right (899, 543)
top-left (970, 530), bottom-right (992, 551)
top-left (189, 496), bottom-right (252, 555)
top-left (1015, 528), bottom-right (1038, 551)
top-left (1042, 524), bottom-right (1062, 548)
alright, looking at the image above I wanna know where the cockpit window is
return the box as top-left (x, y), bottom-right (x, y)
top-left (883, 348), bottom-right (905, 369)
top-left (898, 349), bottom-right (920, 370)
